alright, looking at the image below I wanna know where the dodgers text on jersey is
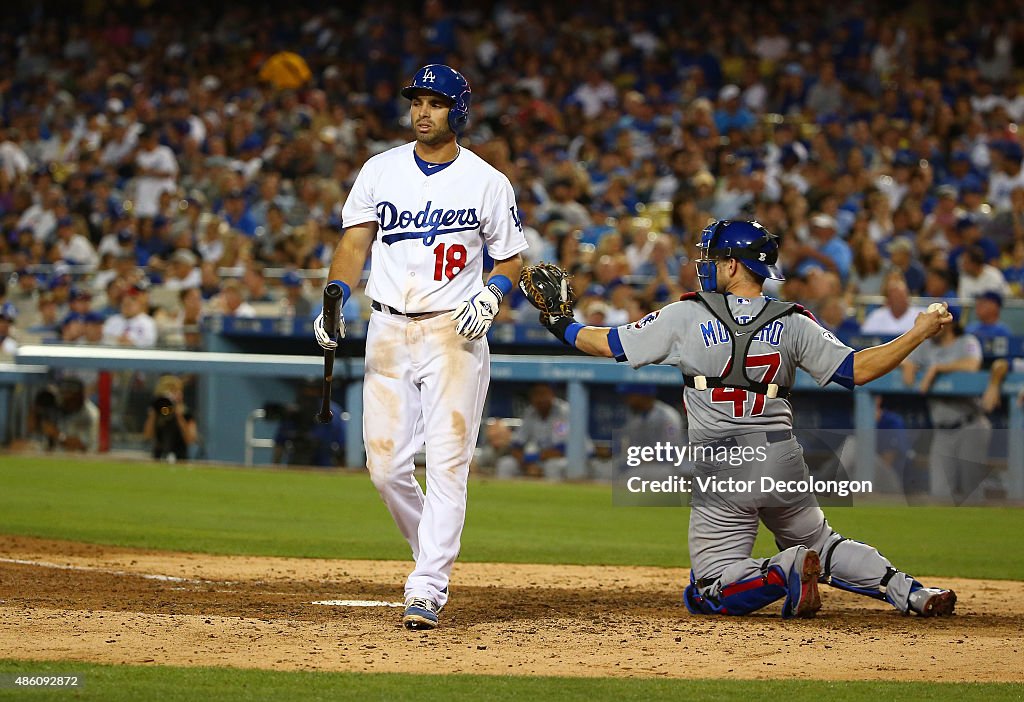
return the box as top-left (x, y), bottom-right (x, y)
top-left (377, 200), bottom-right (481, 246)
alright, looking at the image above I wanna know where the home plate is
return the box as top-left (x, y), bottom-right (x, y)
top-left (312, 600), bottom-right (405, 607)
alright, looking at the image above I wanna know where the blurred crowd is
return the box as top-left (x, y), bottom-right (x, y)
top-left (2, 0), bottom-right (1024, 362)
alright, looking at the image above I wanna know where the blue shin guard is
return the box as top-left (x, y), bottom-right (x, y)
top-left (684, 567), bottom-right (789, 616)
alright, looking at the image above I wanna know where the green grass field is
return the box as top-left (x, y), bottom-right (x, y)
top-left (1, 456), bottom-right (1022, 700)
top-left (1, 456), bottom-right (1022, 577)
top-left (0, 660), bottom-right (1021, 702)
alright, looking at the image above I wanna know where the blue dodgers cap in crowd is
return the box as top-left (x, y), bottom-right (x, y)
top-left (995, 140), bottom-right (1024, 162)
top-left (281, 271), bottom-right (303, 287)
top-left (961, 175), bottom-right (986, 194)
top-left (83, 311), bottom-right (105, 324)
top-left (61, 311), bottom-right (87, 327)
top-left (240, 133), bottom-right (264, 151)
top-left (0, 302), bottom-right (16, 321)
top-left (955, 216), bottom-right (978, 231)
top-left (951, 150), bottom-right (971, 163)
top-left (893, 150), bottom-right (917, 167)
top-left (977, 290), bottom-right (1004, 307)
top-left (69, 286), bottom-right (92, 301)
top-left (57, 215), bottom-right (74, 228)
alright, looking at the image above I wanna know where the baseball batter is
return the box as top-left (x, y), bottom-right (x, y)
top-left (314, 64), bottom-right (527, 630)
top-left (536, 220), bottom-right (957, 618)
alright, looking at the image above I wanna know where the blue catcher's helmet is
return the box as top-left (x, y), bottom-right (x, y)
top-left (696, 220), bottom-right (784, 292)
top-left (401, 64), bottom-right (472, 135)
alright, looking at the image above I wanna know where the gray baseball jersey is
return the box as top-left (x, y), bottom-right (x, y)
top-left (621, 399), bottom-right (685, 449)
top-left (513, 397), bottom-right (571, 452)
top-left (908, 333), bottom-right (983, 426)
top-left (616, 295), bottom-right (853, 443)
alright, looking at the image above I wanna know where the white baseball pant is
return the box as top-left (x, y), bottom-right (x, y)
top-left (362, 308), bottom-right (489, 608)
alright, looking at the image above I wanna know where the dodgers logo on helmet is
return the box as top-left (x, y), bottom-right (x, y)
top-left (401, 64), bottom-right (472, 135)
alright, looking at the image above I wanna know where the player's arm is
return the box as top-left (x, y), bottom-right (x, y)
top-left (314, 222), bottom-right (376, 349)
top-left (489, 254), bottom-right (523, 302)
top-left (916, 338), bottom-right (982, 393)
top-left (851, 306), bottom-right (952, 385)
top-left (982, 358), bottom-right (1009, 412)
top-left (545, 305), bottom-right (683, 365)
top-left (326, 222), bottom-right (377, 292)
top-left (573, 327), bottom-right (615, 358)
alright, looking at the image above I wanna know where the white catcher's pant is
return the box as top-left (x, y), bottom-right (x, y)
top-left (363, 309), bottom-right (489, 608)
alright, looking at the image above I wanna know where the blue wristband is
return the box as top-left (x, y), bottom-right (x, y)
top-left (329, 279), bottom-right (351, 304)
top-left (486, 274), bottom-right (513, 300)
top-left (608, 327), bottom-right (626, 362)
top-left (565, 322), bottom-right (584, 347)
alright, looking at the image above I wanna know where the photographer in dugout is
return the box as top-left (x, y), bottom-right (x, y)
top-left (143, 375), bottom-right (198, 462)
top-left (29, 377), bottom-right (99, 452)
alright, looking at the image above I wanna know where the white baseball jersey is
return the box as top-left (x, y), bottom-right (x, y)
top-left (342, 142), bottom-right (528, 313)
top-left (134, 146), bottom-right (179, 218)
top-left (102, 312), bottom-right (158, 348)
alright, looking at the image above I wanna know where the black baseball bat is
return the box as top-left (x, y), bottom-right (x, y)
top-left (316, 282), bottom-right (344, 424)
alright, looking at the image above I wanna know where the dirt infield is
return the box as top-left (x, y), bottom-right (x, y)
top-left (0, 535), bottom-right (1020, 681)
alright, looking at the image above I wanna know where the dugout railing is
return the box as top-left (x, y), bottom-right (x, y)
top-left (9, 345), bottom-right (1024, 501)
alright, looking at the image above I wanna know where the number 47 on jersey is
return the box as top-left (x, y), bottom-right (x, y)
top-left (710, 352), bottom-right (781, 418)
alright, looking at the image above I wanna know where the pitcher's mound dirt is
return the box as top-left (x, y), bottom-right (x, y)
top-left (0, 535), bottom-right (1019, 681)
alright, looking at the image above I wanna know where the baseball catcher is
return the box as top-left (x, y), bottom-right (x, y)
top-left (526, 219), bottom-right (957, 619)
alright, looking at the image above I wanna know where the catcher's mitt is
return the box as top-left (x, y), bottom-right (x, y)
top-left (519, 263), bottom-right (575, 317)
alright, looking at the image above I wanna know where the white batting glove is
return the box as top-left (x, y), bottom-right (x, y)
top-left (451, 285), bottom-right (502, 341)
top-left (313, 310), bottom-right (345, 350)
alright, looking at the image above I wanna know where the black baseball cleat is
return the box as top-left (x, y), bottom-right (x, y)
top-left (908, 587), bottom-right (957, 617)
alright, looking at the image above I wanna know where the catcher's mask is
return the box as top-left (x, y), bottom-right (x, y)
top-left (696, 220), bottom-right (784, 292)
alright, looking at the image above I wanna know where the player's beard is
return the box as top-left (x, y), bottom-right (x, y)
top-left (415, 119), bottom-right (454, 147)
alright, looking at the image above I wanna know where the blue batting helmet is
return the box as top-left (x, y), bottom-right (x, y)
top-left (401, 64), bottom-right (471, 135)
top-left (696, 220), bottom-right (784, 292)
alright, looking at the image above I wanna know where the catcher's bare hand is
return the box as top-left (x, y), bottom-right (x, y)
top-left (914, 302), bottom-right (953, 339)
